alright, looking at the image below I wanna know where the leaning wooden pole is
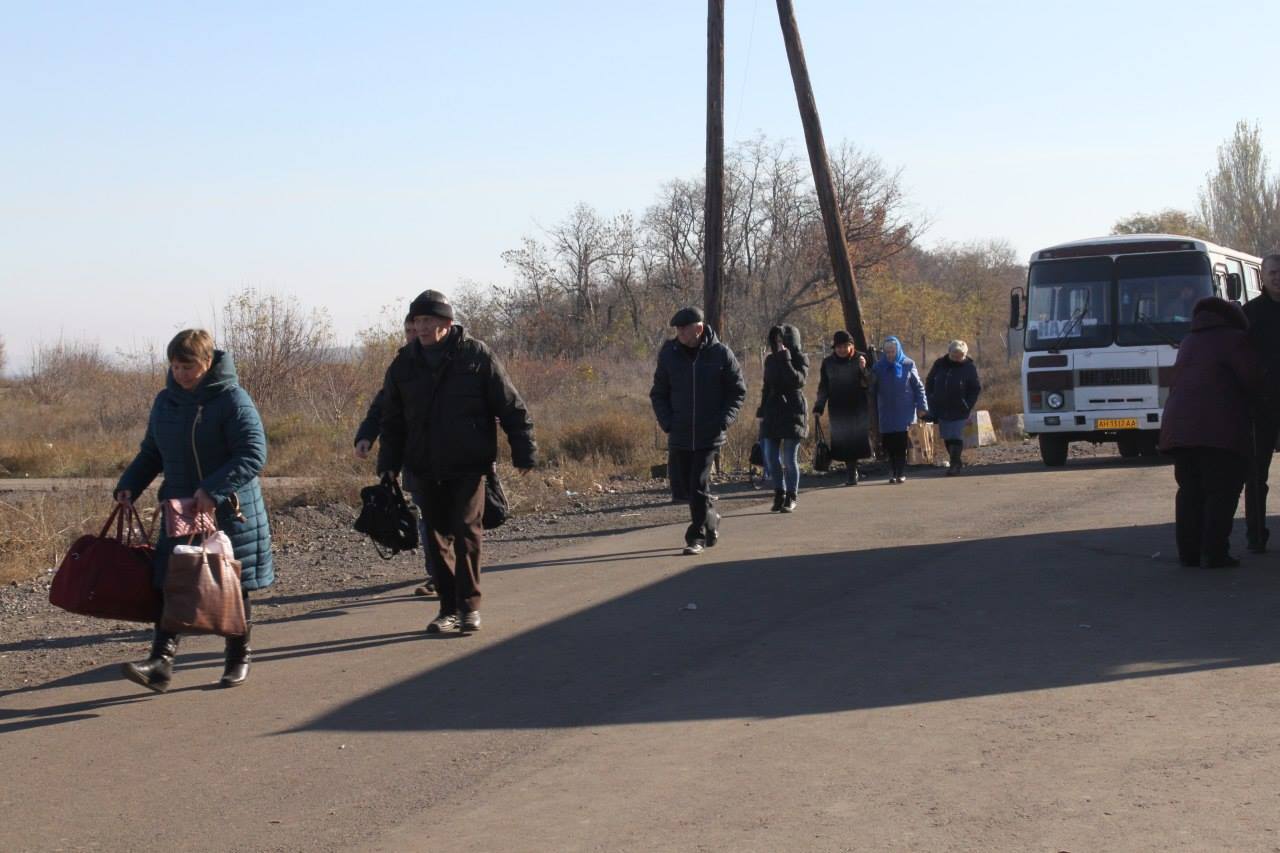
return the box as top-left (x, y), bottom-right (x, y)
top-left (775, 0), bottom-right (868, 353)
top-left (703, 0), bottom-right (726, 334)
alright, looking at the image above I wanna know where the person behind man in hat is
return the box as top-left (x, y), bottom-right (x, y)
top-left (1159, 296), bottom-right (1261, 568)
top-left (649, 306), bottom-right (747, 555)
top-left (813, 330), bottom-right (872, 485)
top-left (353, 313), bottom-right (435, 597)
top-left (377, 290), bottom-right (537, 633)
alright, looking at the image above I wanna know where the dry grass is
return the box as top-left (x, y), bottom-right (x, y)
top-left (0, 347), bottom-right (1024, 585)
top-left (0, 489), bottom-right (135, 586)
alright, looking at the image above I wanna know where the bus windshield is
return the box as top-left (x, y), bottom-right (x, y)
top-left (1115, 252), bottom-right (1212, 345)
top-left (1025, 257), bottom-right (1113, 351)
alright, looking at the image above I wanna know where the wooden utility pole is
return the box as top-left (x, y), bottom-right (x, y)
top-left (775, 0), bottom-right (868, 353)
top-left (703, 0), bottom-right (725, 333)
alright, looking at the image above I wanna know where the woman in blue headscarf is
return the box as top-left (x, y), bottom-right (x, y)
top-left (871, 335), bottom-right (928, 483)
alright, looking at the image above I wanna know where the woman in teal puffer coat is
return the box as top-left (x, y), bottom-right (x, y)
top-left (114, 329), bottom-right (272, 692)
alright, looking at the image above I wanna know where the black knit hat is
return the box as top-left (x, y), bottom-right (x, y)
top-left (408, 290), bottom-right (454, 321)
top-left (670, 306), bottom-right (704, 327)
top-left (832, 330), bottom-right (853, 347)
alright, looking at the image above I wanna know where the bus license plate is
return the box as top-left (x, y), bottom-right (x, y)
top-left (1096, 418), bottom-right (1138, 430)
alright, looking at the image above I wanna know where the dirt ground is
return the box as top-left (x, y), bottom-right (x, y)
top-left (0, 439), bottom-right (1112, 692)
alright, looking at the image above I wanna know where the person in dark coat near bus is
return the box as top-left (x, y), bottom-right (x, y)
top-left (354, 314), bottom-right (435, 597)
top-left (756, 324), bottom-right (809, 512)
top-left (1159, 296), bottom-right (1262, 568)
top-left (813, 330), bottom-right (871, 485)
top-left (1242, 253), bottom-right (1280, 552)
top-left (925, 340), bottom-right (982, 475)
top-left (650, 307), bottom-right (747, 555)
top-left (115, 329), bottom-right (272, 691)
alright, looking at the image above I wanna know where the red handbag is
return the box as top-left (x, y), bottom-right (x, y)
top-left (49, 503), bottom-right (162, 623)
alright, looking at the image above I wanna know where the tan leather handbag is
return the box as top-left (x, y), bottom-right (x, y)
top-left (161, 542), bottom-right (247, 637)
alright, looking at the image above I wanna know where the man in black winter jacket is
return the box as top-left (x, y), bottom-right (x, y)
top-left (378, 290), bottom-right (537, 633)
top-left (1244, 253), bottom-right (1280, 552)
top-left (649, 307), bottom-right (747, 555)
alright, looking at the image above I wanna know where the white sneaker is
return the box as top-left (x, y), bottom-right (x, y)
top-left (682, 542), bottom-right (704, 555)
top-left (427, 613), bottom-right (459, 633)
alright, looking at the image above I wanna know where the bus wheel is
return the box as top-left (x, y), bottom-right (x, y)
top-left (1039, 434), bottom-right (1069, 467)
top-left (1117, 434), bottom-right (1141, 458)
top-left (1139, 432), bottom-right (1161, 458)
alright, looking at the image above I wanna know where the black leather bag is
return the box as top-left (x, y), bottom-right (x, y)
top-left (812, 416), bottom-right (832, 472)
top-left (353, 474), bottom-right (420, 558)
top-left (749, 441), bottom-right (765, 468)
top-left (482, 469), bottom-right (509, 530)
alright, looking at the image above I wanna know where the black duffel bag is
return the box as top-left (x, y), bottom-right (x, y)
top-left (354, 473), bottom-right (420, 558)
top-left (483, 468), bottom-right (509, 530)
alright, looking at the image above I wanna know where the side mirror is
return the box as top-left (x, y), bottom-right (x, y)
top-left (1226, 272), bottom-right (1243, 302)
top-left (1009, 288), bottom-right (1024, 330)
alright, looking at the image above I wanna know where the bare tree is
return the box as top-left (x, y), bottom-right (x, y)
top-left (1199, 120), bottom-right (1280, 255)
top-left (546, 203), bottom-right (614, 330)
top-left (218, 288), bottom-right (334, 413)
top-left (642, 178), bottom-right (704, 299)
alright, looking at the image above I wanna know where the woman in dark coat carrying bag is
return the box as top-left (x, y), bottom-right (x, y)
top-left (1158, 298), bottom-right (1261, 568)
top-left (925, 340), bottom-right (982, 475)
top-left (813, 330), bottom-right (872, 485)
top-left (756, 325), bottom-right (809, 513)
top-left (114, 329), bottom-right (273, 691)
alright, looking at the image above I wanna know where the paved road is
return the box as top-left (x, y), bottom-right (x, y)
top-left (4, 458), bottom-right (1280, 852)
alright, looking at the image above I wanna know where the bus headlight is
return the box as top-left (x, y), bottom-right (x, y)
top-left (1046, 392), bottom-right (1065, 410)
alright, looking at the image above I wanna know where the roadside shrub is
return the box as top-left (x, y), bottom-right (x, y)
top-left (24, 340), bottom-right (112, 405)
top-left (558, 412), bottom-right (646, 466)
top-left (219, 288), bottom-right (335, 415)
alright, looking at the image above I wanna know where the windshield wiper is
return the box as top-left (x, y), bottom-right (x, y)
top-left (1048, 292), bottom-right (1090, 353)
top-left (1133, 311), bottom-right (1181, 349)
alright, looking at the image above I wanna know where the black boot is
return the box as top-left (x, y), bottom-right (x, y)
top-left (220, 626), bottom-right (252, 688)
top-left (845, 465), bottom-right (859, 486)
top-left (121, 628), bottom-right (180, 693)
top-left (781, 491), bottom-right (797, 513)
top-left (947, 441), bottom-right (963, 475)
top-left (771, 489), bottom-right (785, 512)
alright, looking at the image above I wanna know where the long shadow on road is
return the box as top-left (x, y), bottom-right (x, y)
top-left (292, 518), bottom-right (1280, 734)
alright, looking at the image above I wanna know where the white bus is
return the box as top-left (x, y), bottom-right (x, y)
top-left (1010, 234), bottom-right (1263, 467)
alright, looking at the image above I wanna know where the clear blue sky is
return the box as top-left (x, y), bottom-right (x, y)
top-left (3, 1), bottom-right (1277, 371)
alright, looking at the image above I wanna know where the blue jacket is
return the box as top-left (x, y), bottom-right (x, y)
top-left (872, 349), bottom-right (928, 434)
top-left (116, 351), bottom-right (274, 591)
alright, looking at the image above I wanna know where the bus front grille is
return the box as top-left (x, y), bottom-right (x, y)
top-left (1078, 368), bottom-right (1153, 386)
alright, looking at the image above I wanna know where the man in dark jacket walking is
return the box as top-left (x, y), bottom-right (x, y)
top-left (1159, 297), bottom-right (1261, 568)
top-left (378, 290), bottom-right (537, 633)
top-left (1243, 253), bottom-right (1280, 552)
top-left (354, 314), bottom-right (435, 597)
top-left (650, 307), bottom-right (747, 555)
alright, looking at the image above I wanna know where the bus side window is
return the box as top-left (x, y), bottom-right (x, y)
top-left (1247, 265), bottom-right (1261, 299)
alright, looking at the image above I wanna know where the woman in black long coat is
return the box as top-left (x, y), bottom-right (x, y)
top-left (756, 324), bottom-right (809, 512)
top-left (813, 330), bottom-right (872, 485)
